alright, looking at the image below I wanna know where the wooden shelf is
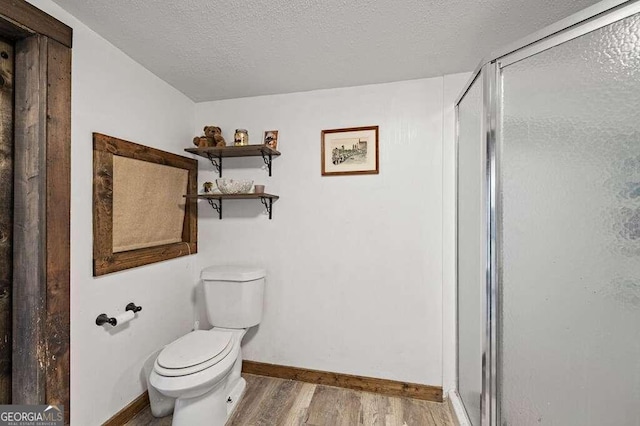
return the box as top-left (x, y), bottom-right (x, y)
top-left (185, 145), bottom-right (281, 177)
top-left (185, 145), bottom-right (280, 158)
top-left (185, 193), bottom-right (279, 219)
top-left (185, 193), bottom-right (279, 201)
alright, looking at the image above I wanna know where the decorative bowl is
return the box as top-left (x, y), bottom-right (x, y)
top-left (216, 178), bottom-right (253, 194)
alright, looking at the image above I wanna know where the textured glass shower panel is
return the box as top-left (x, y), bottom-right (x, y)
top-left (499, 13), bottom-right (640, 426)
top-left (457, 76), bottom-right (484, 426)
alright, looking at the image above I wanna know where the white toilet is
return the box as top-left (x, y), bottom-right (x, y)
top-left (148, 265), bottom-right (265, 426)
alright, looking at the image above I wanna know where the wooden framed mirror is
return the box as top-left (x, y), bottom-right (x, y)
top-left (93, 133), bottom-right (197, 276)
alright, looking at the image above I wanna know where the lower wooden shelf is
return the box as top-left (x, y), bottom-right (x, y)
top-left (184, 193), bottom-right (279, 220)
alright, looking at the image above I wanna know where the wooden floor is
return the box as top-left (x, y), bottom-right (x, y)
top-left (126, 374), bottom-right (454, 426)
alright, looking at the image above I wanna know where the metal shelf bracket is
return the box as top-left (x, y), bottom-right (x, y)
top-left (207, 198), bottom-right (222, 219)
top-left (206, 153), bottom-right (222, 177)
top-left (260, 197), bottom-right (273, 220)
top-left (261, 151), bottom-right (273, 177)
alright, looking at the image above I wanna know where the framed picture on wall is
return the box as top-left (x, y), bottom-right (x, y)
top-left (321, 126), bottom-right (379, 176)
top-left (92, 133), bottom-right (198, 276)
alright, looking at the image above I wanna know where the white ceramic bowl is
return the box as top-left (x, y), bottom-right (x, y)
top-left (216, 179), bottom-right (253, 194)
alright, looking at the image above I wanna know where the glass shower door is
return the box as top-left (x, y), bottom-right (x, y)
top-left (457, 75), bottom-right (485, 426)
top-left (498, 12), bottom-right (640, 426)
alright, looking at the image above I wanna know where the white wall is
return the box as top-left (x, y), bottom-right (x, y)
top-left (193, 79), bottom-right (446, 386)
top-left (23, 1), bottom-right (469, 419)
top-left (442, 72), bottom-right (473, 393)
top-left (26, 1), bottom-right (197, 425)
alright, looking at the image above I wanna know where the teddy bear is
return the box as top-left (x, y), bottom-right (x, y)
top-left (206, 126), bottom-right (227, 147)
top-left (192, 126), bottom-right (227, 148)
top-left (192, 135), bottom-right (209, 148)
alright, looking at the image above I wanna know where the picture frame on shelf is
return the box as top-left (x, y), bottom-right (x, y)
top-left (321, 126), bottom-right (379, 176)
top-left (264, 130), bottom-right (279, 150)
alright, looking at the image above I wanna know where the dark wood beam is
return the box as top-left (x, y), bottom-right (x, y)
top-left (0, 35), bottom-right (14, 404)
top-left (0, 15), bottom-right (31, 41)
top-left (44, 38), bottom-right (71, 424)
top-left (1, 3), bottom-right (71, 422)
top-left (0, 0), bottom-right (72, 48)
top-left (13, 34), bottom-right (48, 405)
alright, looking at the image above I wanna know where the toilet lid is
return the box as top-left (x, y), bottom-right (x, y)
top-left (157, 330), bottom-right (233, 369)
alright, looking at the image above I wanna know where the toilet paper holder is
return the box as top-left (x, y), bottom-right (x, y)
top-left (126, 302), bottom-right (142, 313)
top-left (96, 302), bottom-right (142, 326)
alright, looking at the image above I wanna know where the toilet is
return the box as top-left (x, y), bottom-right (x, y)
top-left (148, 265), bottom-right (265, 426)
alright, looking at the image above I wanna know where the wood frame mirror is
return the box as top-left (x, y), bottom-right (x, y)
top-left (93, 133), bottom-right (198, 276)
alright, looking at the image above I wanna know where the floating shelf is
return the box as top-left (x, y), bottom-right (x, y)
top-left (185, 145), bottom-right (281, 177)
top-left (185, 193), bottom-right (280, 220)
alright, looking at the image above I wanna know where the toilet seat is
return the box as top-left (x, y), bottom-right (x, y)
top-left (154, 330), bottom-right (234, 377)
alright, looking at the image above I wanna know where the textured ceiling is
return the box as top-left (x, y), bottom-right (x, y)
top-left (52, 0), bottom-right (601, 101)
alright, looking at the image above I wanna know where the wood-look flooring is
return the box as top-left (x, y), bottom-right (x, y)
top-left (125, 373), bottom-right (454, 426)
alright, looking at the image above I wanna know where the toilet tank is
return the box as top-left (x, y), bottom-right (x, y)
top-left (201, 265), bottom-right (266, 328)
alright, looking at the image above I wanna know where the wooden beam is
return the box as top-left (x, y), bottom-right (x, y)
top-left (0, 36), bottom-right (14, 404)
top-left (243, 361), bottom-right (444, 403)
top-left (0, 0), bottom-right (72, 48)
top-left (44, 38), bottom-right (70, 424)
top-left (0, 16), bottom-right (31, 41)
top-left (13, 34), bottom-right (47, 404)
top-left (0, 3), bottom-right (71, 421)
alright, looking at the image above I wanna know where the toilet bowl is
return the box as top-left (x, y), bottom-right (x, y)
top-left (143, 348), bottom-right (175, 417)
top-left (146, 265), bottom-right (265, 426)
top-left (149, 328), bottom-right (247, 425)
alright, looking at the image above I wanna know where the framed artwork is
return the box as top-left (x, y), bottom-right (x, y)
top-left (264, 130), bottom-right (279, 150)
top-left (321, 126), bottom-right (379, 176)
top-left (93, 133), bottom-right (198, 276)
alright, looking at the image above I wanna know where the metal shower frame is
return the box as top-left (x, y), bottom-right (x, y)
top-left (454, 1), bottom-right (640, 424)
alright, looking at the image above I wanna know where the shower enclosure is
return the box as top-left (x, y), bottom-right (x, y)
top-left (456, 1), bottom-right (640, 424)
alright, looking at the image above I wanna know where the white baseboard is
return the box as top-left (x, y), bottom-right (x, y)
top-left (447, 390), bottom-right (472, 426)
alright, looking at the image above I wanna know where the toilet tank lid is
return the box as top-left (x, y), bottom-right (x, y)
top-left (201, 265), bottom-right (266, 282)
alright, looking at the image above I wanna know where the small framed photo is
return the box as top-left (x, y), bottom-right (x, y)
top-left (264, 130), bottom-right (279, 150)
top-left (321, 126), bottom-right (379, 176)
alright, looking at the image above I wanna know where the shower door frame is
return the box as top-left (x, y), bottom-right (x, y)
top-left (454, 1), bottom-right (640, 425)
top-left (454, 70), bottom-right (485, 426)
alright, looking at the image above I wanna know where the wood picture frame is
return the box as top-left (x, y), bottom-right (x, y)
top-left (264, 130), bottom-right (278, 150)
top-left (93, 133), bottom-right (198, 276)
top-left (321, 126), bottom-right (379, 176)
